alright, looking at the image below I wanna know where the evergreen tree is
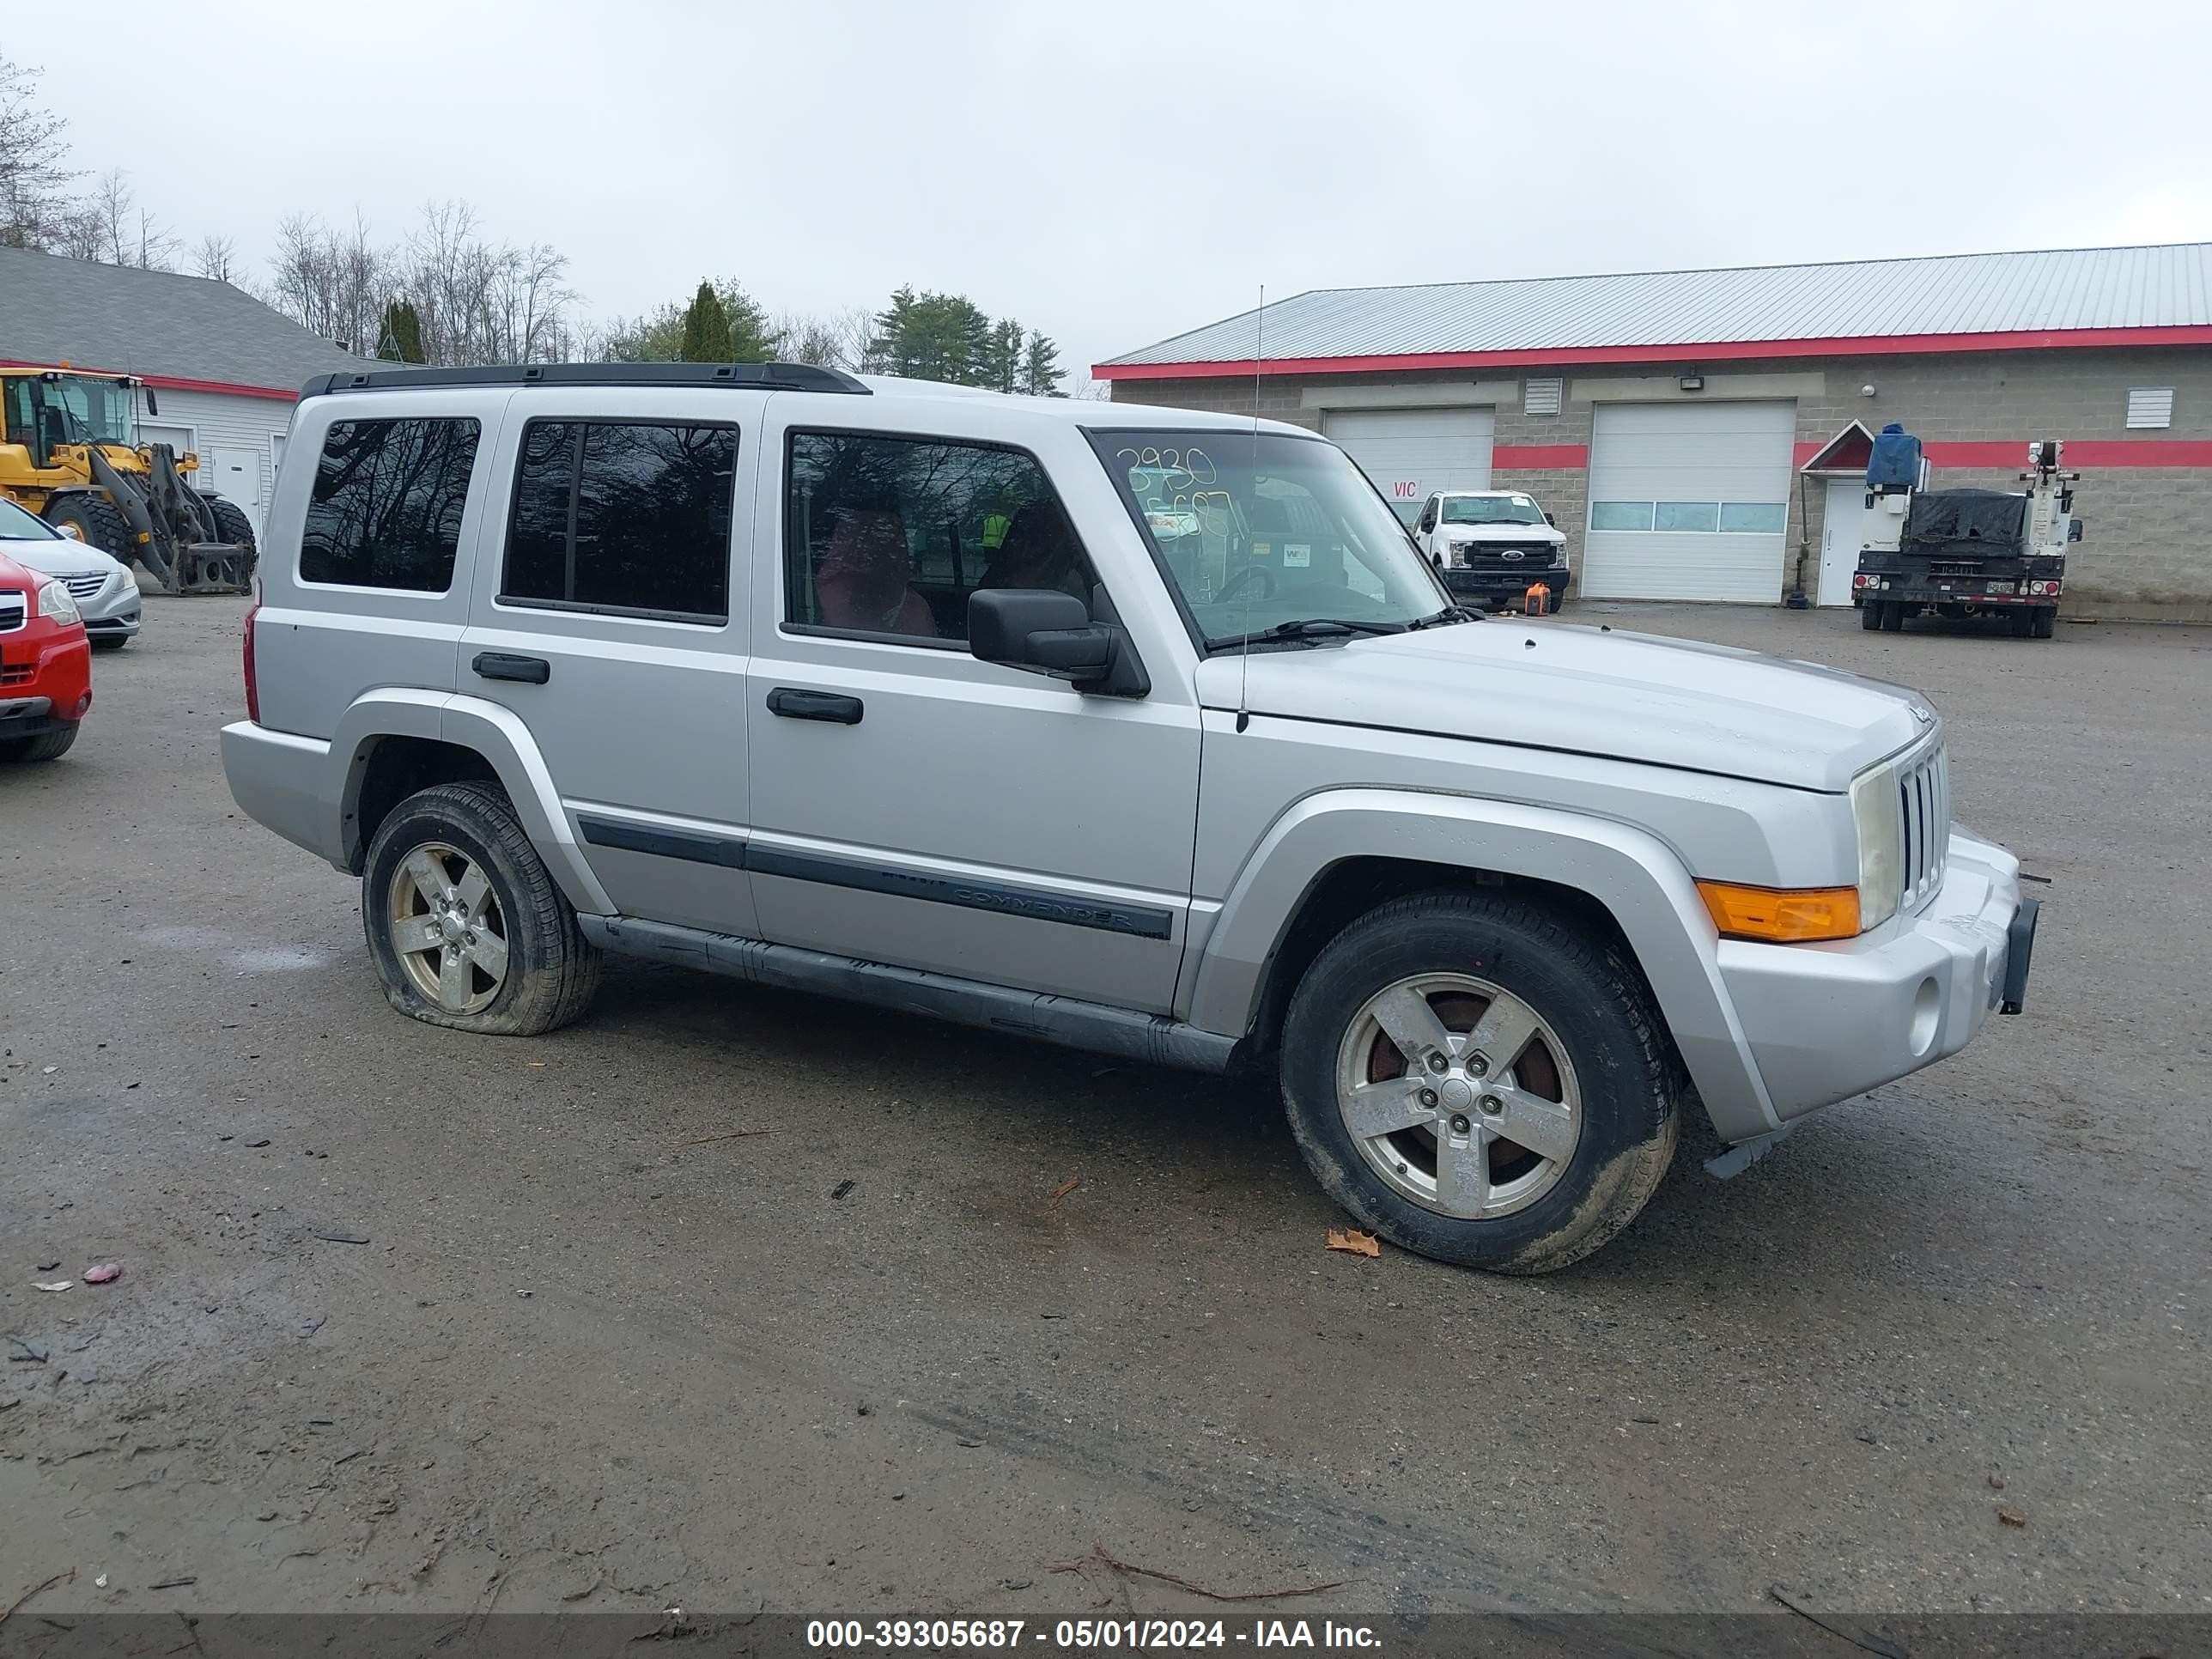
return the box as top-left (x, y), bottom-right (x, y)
top-left (716, 282), bottom-right (776, 363)
top-left (678, 281), bottom-right (732, 362)
top-left (377, 298), bottom-right (426, 363)
top-left (981, 318), bottom-right (1023, 392)
top-left (1019, 330), bottom-right (1065, 397)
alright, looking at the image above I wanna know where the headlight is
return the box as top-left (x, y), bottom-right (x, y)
top-left (34, 579), bottom-right (80, 626)
top-left (1850, 766), bottom-right (1902, 931)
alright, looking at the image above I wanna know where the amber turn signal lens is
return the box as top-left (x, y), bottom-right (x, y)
top-left (1696, 881), bottom-right (1862, 943)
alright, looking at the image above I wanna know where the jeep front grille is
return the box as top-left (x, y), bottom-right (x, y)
top-left (1897, 743), bottom-right (1949, 913)
top-left (0, 593), bottom-right (24, 634)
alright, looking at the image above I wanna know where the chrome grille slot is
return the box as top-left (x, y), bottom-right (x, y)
top-left (0, 593), bottom-right (24, 634)
top-left (1895, 742), bottom-right (1948, 913)
top-left (64, 573), bottom-right (106, 600)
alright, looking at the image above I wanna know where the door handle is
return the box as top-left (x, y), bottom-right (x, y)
top-left (472, 652), bottom-right (551, 684)
top-left (767, 687), bottom-right (863, 725)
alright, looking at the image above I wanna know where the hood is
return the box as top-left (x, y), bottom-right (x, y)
top-left (1195, 619), bottom-right (1936, 792)
top-left (1440, 522), bottom-right (1566, 546)
top-left (0, 537), bottom-right (120, 580)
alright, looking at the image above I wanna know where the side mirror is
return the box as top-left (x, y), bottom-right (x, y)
top-left (1543, 511), bottom-right (1557, 526)
top-left (969, 588), bottom-right (1145, 695)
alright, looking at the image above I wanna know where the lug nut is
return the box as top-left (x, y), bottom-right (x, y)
top-left (1468, 1054), bottom-right (1489, 1077)
top-left (1480, 1094), bottom-right (1504, 1115)
top-left (1418, 1088), bottom-right (1438, 1109)
top-left (1450, 1114), bottom-right (1473, 1135)
top-left (1426, 1053), bottom-right (1449, 1074)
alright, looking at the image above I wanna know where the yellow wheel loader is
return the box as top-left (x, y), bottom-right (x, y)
top-left (0, 365), bottom-right (257, 594)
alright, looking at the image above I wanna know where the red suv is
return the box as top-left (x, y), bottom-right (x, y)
top-left (0, 549), bottom-right (92, 763)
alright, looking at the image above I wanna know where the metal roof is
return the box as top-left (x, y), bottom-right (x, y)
top-left (1100, 243), bottom-right (2212, 374)
top-left (0, 246), bottom-right (376, 394)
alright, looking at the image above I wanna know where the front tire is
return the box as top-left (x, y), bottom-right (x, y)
top-left (0, 723), bottom-right (79, 763)
top-left (198, 493), bottom-right (257, 553)
top-left (362, 780), bottom-right (600, 1036)
top-left (43, 495), bottom-right (134, 562)
top-left (1280, 891), bottom-right (1680, 1273)
top-left (91, 635), bottom-right (131, 653)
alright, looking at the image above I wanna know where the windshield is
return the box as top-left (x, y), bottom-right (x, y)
top-left (1091, 429), bottom-right (1449, 646)
top-left (1442, 494), bottom-right (1545, 526)
top-left (31, 376), bottom-right (137, 449)
top-left (0, 497), bottom-right (61, 540)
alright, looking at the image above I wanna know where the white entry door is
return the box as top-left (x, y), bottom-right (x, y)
top-left (1819, 477), bottom-right (1871, 606)
top-left (1322, 406), bottom-right (1494, 524)
top-left (208, 447), bottom-right (265, 532)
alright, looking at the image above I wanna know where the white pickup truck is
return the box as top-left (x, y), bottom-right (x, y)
top-left (1412, 489), bottom-right (1572, 610)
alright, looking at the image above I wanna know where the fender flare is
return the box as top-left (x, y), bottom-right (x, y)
top-left (1186, 787), bottom-right (1778, 1142)
top-left (326, 688), bottom-right (615, 917)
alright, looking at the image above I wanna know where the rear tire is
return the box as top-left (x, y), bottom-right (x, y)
top-left (42, 495), bottom-right (134, 563)
top-left (1879, 601), bottom-right (1904, 632)
top-left (198, 493), bottom-right (257, 553)
top-left (1860, 598), bottom-right (1882, 630)
top-left (2031, 607), bottom-right (2056, 639)
top-left (2008, 608), bottom-right (2036, 638)
top-left (1279, 890), bottom-right (1680, 1274)
top-left (0, 723), bottom-right (79, 763)
top-left (362, 780), bottom-right (601, 1036)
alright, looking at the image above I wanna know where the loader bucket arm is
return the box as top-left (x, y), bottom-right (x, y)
top-left (83, 442), bottom-right (179, 591)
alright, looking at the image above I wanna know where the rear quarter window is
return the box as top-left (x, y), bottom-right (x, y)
top-left (299, 416), bottom-right (481, 592)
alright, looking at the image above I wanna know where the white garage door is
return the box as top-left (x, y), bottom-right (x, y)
top-left (1323, 406), bottom-right (1493, 525)
top-left (1582, 402), bottom-right (1796, 601)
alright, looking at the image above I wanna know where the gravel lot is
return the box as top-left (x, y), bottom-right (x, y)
top-left (2, 596), bottom-right (2206, 1625)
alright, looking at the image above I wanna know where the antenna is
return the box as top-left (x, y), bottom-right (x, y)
top-left (1236, 286), bottom-right (1264, 734)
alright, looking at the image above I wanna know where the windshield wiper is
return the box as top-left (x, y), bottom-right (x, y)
top-left (1404, 606), bottom-right (1474, 629)
top-left (1208, 617), bottom-right (1406, 652)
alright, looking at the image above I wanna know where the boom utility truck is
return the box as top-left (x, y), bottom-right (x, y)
top-left (1853, 424), bottom-right (2078, 639)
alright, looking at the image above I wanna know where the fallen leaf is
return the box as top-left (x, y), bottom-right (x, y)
top-left (1326, 1228), bottom-right (1381, 1258)
top-left (1997, 1507), bottom-right (2027, 1528)
top-left (34, 1280), bottom-right (71, 1293)
top-left (82, 1262), bottom-right (122, 1284)
top-left (1046, 1176), bottom-right (1081, 1208)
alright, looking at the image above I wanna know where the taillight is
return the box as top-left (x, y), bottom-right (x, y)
top-left (243, 598), bottom-right (261, 723)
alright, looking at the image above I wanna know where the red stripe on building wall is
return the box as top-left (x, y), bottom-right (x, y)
top-left (1093, 324), bottom-right (2212, 381)
top-left (1921, 440), bottom-right (2212, 468)
top-left (1491, 444), bottom-right (1588, 469)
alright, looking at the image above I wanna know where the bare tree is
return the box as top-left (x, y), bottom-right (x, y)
top-left (264, 211), bottom-right (395, 351)
top-left (192, 232), bottom-right (239, 283)
top-left (769, 310), bottom-right (848, 368)
top-left (72, 168), bottom-right (178, 269)
top-left (0, 55), bottom-right (76, 250)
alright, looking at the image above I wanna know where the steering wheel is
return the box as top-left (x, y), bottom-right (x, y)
top-left (1217, 564), bottom-right (1276, 603)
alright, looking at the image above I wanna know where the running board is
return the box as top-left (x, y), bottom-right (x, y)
top-left (579, 915), bottom-right (1241, 1074)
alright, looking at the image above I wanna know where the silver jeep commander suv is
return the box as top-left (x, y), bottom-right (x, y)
top-left (223, 362), bottom-right (2039, 1273)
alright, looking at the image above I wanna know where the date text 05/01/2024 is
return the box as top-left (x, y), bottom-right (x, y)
top-left (805, 1618), bottom-right (1383, 1650)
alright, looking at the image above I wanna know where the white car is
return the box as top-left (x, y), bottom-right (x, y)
top-left (0, 497), bottom-right (142, 649)
top-left (1411, 490), bottom-right (1571, 610)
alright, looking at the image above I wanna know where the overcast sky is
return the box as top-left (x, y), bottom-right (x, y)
top-left (31, 0), bottom-right (2212, 381)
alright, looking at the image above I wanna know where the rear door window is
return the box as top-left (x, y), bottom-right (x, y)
top-left (299, 417), bottom-right (481, 591)
top-left (499, 421), bottom-right (738, 623)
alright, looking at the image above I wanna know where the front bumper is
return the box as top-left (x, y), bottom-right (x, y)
top-left (1443, 565), bottom-right (1571, 605)
top-left (1715, 830), bottom-right (2030, 1121)
top-left (78, 580), bottom-right (143, 638)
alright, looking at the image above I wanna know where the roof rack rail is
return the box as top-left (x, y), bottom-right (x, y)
top-left (299, 361), bottom-right (871, 399)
